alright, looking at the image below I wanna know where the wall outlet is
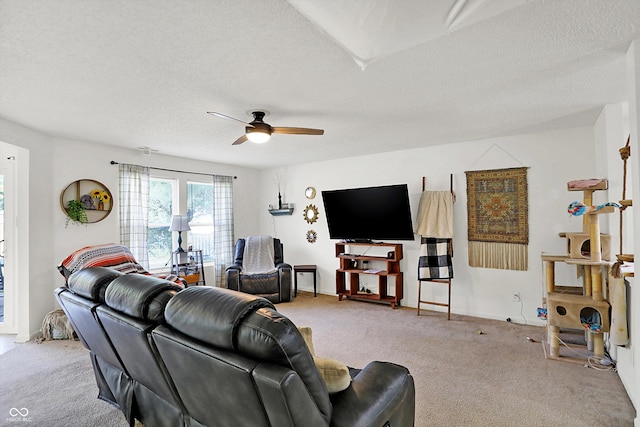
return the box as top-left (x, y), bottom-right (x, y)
top-left (512, 292), bottom-right (521, 302)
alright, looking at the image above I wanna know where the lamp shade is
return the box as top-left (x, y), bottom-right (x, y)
top-left (246, 127), bottom-right (271, 143)
top-left (169, 215), bottom-right (191, 232)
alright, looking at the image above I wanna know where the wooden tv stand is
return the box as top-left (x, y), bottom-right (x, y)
top-left (335, 241), bottom-right (403, 309)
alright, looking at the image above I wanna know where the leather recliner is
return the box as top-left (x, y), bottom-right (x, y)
top-left (55, 267), bottom-right (184, 426)
top-left (95, 272), bottom-right (186, 427)
top-left (153, 286), bottom-right (415, 426)
top-left (226, 236), bottom-right (292, 303)
top-left (54, 267), bottom-right (133, 415)
top-left (56, 268), bottom-right (416, 426)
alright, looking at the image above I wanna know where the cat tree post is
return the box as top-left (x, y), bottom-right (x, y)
top-left (590, 265), bottom-right (604, 301)
top-left (583, 266), bottom-right (592, 297)
top-left (588, 214), bottom-right (602, 263)
top-left (545, 260), bottom-right (555, 294)
top-left (582, 189), bottom-right (593, 232)
top-left (549, 325), bottom-right (560, 358)
top-left (593, 331), bottom-right (604, 356)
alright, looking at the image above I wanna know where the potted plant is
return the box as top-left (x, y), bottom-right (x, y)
top-left (65, 199), bottom-right (88, 227)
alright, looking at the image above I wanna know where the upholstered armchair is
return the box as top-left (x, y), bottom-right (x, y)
top-left (226, 236), bottom-right (292, 303)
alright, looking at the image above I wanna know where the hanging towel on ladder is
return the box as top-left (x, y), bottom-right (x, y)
top-left (415, 191), bottom-right (454, 238)
top-left (418, 237), bottom-right (453, 280)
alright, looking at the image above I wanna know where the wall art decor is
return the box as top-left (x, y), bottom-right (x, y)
top-left (306, 229), bottom-right (317, 243)
top-left (305, 186), bottom-right (316, 199)
top-left (465, 167), bottom-right (528, 270)
top-left (60, 179), bottom-right (113, 226)
top-left (303, 204), bottom-right (319, 224)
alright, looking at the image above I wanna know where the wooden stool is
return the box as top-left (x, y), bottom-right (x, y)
top-left (294, 265), bottom-right (317, 297)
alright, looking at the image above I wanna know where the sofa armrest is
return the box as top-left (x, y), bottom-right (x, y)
top-left (253, 364), bottom-right (330, 427)
top-left (226, 264), bottom-right (242, 291)
top-left (330, 361), bottom-right (415, 427)
top-left (276, 262), bottom-right (291, 271)
top-left (277, 263), bottom-right (292, 302)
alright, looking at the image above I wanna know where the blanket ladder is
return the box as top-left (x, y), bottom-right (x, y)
top-left (417, 175), bottom-right (454, 320)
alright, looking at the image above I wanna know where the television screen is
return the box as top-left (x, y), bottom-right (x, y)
top-left (321, 184), bottom-right (415, 242)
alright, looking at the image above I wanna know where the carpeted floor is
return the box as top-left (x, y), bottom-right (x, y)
top-left (0, 338), bottom-right (128, 426)
top-left (0, 291), bottom-right (634, 426)
top-left (279, 293), bottom-right (635, 427)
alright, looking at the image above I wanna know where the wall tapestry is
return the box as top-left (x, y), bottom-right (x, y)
top-left (465, 167), bottom-right (528, 271)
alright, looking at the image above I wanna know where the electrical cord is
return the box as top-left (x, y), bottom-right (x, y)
top-left (544, 334), bottom-right (616, 371)
top-left (506, 297), bottom-right (528, 325)
top-left (518, 297), bottom-right (527, 325)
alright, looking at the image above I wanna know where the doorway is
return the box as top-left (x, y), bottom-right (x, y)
top-left (0, 172), bottom-right (4, 325)
top-left (0, 145), bottom-right (17, 336)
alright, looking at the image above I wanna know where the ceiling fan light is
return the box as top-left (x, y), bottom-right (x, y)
top-left (246, 128), bottom-right (271, 143)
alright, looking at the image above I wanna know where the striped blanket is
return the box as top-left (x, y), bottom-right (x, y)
top-left (58, 243), bottom-right (184, 285)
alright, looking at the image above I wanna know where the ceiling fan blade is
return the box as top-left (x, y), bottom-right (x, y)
top-left (232, 134), bottom-right (248, 145)
top-left (207, 111), bottom-right (254, 127)
top-left (272, 127), bottom-right (324, 135)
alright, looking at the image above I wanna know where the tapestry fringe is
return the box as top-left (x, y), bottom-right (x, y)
top-left (41, 309), bottom-right (76, 340)
top-left (468, 241), bottom-right (528, 271)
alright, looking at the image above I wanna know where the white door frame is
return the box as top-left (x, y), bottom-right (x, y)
top-left (0, 153), bottom-right (16, 333)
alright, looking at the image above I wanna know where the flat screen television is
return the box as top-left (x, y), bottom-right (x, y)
top-left (321, 184), bottom-right (415, 242)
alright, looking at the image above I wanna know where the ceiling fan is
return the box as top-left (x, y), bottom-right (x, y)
top-left (207, 110), bottom-right (324, 145)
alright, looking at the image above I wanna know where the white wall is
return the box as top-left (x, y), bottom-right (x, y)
top-left (259, 126), bottom-right (598, 324)
top-left (49, 137), bottom-right (262, 263)
top-left (0, 118), bottom-right (53, 341)
top-left (0, 117), bottom-right (262, 340)
top-left (617, 39), bottom-right (640, 425)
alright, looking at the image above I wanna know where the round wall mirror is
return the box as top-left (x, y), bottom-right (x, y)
top-left (305, 186), bottom-right (316, 199)
top-left (303, 204), bottom-right (319, 224)
top-left (306, 229), bottom-right (318, 243)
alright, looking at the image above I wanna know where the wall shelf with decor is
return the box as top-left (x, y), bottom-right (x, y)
top-left (335, 241), bottom-right (404, 309)
top-left (268, 208), bottom-right (294, 216)
top-left (60, 179), bottom-right (113, 225)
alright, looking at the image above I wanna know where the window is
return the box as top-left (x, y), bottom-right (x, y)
top-left (148, 178), bottom-right (175, 269)
top-left (120, 163), bottom-right (233, 287)
top-left (147, 175), bottom-right (215, 270)
top-left (187, 181), bottom-right (214, 263)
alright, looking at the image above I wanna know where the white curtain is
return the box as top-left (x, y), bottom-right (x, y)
top-left (119, 164), bottom-right (150, 269)
top-left (213, 175), bottom-right (234, 287)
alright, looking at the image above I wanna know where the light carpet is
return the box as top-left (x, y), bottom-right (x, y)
top-left (0, 291), bottom-right (634, 426)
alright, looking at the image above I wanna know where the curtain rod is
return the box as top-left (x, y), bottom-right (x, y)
top-left (110, 161), bottom-right (237, 179)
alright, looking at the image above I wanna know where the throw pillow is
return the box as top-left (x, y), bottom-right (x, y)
top-left (298, 326), bottom-right (351, 393)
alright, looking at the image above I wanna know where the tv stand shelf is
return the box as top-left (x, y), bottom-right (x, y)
top-left (335, 242), bottom-right (403, 309)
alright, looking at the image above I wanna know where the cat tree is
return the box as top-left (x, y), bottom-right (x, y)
top-left (541, 179), bottom-right (615, 362)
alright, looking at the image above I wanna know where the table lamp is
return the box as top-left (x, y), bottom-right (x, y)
top-left (169, 214), bottom-right (190, 252)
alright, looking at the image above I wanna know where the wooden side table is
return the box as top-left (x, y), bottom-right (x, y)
top-left (294, 265), bottom-right (317, 297)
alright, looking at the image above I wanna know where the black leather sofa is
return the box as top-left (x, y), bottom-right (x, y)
top-left (55, 267), bottom-right (415, 426)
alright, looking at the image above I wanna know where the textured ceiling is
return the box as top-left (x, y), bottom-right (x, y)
top-left (288, 0), bottom-right (528, 68)
top-left (0, 0), bottom-right (639, 169)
